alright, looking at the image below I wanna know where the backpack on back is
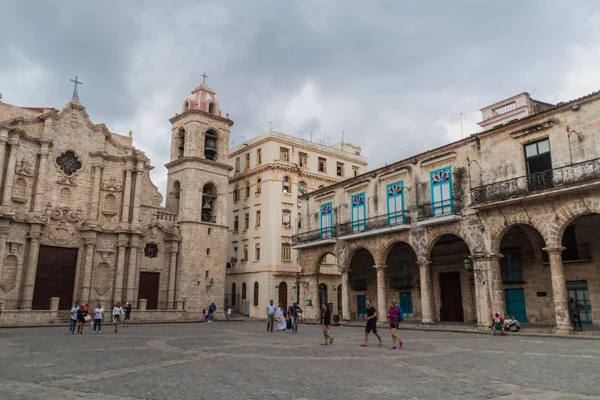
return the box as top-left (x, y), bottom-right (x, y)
top-left (396, 305), bottom-right (404, 323)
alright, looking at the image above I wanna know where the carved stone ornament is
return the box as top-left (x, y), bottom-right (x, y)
top-left (44, 206), bottom-right (83, 246)
top-left (15, 158), bottom-right (33, 177)
top-left (7, 241), bottom-right (24, 255)
top-left (56, 151), bottom-right (82, 176)
top-left (102, 176), bottom-right (123, 192)
top-left (48, 220), bottom-right (77, 246)
top-left (96, 249), bottom-right (115, 262)
top-left (144, 243), bottom-right (158, 258)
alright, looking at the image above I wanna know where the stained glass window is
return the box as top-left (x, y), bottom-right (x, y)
top-left (56, 151), bottom-right (82, 176)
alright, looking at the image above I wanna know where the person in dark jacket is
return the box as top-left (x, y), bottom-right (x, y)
top-left (568, 297), bottom-right (584, 331)
top-left (320, 303), bottom-right (333, 345)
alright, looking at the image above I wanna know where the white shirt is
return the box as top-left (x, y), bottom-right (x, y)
top-left (70, 306), bottom-right (79, 320)
top-left (112, 306), bottom-right (123, 315)
top-left (94, 307), bottom-right (104, 320)
top-left (227, 308), bottom-right (231, 315)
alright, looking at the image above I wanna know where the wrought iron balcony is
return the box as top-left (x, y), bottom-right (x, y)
top-left (337, 212), bottom-right (411, 237)
top-left (417, 199), bottom-right (463, 221)
top-left (390, 277), bottom-right (414, 289)
top-left (292, 227), bottom-right (337, 246)
top-left (351, 278), bottom-right (367, 290)
top-left (471, 158), bottom-right (600, 204)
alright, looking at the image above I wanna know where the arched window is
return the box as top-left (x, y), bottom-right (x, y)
top-left (208, 102), bottom-right (215, 114)
top-left (282, 176), bottom-right (291, 193)
top-left (298, 181), bottom-right (307, 195)
top-left (232, 283), bottom-right (237, 308)
top-left (253, 282), bottom-right (259, 306)
top-left (172, 181), bottom-right (181, 213)
top-left (178, 129), bottom-right (185, 158)
top-left (204, 130), bottom-right (218, 160)
top-left (233, 184), bottom-right (239, 202)
top-left (184, 101), bottom-right (190, 111)
top-left (256, 178), bottom-right (262, 194)
top-left (242, 282), bottom-right (247, 300)
top-left (201, 184), bottom-right (217, 223)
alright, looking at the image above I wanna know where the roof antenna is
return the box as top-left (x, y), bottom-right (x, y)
top-left (531, 89), bottom-right (537, 96)
top-left (551, 94), bottom-right (559, 103)
top-left (299, 130), bottom-right (303, 139)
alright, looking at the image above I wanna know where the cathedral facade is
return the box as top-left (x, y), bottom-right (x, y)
top-left (0, 82), bottom-right (231, 321)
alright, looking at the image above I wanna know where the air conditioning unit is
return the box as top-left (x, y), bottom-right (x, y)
top-left (242, 299), bottom-right (250, 316)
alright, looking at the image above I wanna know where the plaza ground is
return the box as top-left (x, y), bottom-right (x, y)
top-left (0, 322), bottom-right (598, 400)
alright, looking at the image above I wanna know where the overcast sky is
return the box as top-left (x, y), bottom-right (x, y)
top-left (1, 1), bottom-right (599, 196)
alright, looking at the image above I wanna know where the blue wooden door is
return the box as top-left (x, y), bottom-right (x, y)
top-left (567, 281), bottom-right (592, 324)
top-left (356, 295), bottom-right (366, 318)
top-left (399, 292), bottom-right (413, 317)
top-left (505, 289), bottom-right (527, 322)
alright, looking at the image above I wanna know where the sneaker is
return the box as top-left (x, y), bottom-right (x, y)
top-left (98, 331), bottom-right (101, 334)
top-left (390, 346), bottom-right (397, 350)
top-left (398, 341), bottom-right (404, 349)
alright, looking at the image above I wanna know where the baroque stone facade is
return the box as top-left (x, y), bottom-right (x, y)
top-left (0, 82), bottom-right (232, 318)
top-left (294, 90), bottom-right (600, 332)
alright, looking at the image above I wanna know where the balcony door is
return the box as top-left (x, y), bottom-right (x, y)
top-left (524, 138), bottom-right (553, 190)
top-left (320, 202), bottom-right (333, 238)
top-left (430, 167), bottom-right (453, 216)
top-left (351, 192), bottom-right (366, 232)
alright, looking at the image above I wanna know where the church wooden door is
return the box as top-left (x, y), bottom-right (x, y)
top-left (439, 271), bottom-right (464, 322)
top-left (32, 246), bottom-right (78, 310)
top-left (138, 272), bottom-right (160, 310)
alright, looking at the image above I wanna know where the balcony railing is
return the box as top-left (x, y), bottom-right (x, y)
top-left (417, 199), bottom-right (463, 221)
top-left (390, 277), bottom-right (414, 289)
top-left (292, 227), bottom-right (337, 246)
top-left (471, 158), bottom-right (600, 204)
top-left (337, 212), bottom-right (410, 237)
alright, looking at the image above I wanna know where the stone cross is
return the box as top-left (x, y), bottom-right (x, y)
top-left (201, 72), bottom-right (208, 83)
top-left (70, 76), bottom-right (83, 99)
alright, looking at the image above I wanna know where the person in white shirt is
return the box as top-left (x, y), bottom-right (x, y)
top-left (93, 303), bottom-right (104, 334)
top-left (226, 307), bottom-right (232, 323)
top-left (70, 302), bottom-right (80, 335)
top-left (266, 300), bottom-right (276, 332)
top-left (112, 303), bottom-right (124, 333)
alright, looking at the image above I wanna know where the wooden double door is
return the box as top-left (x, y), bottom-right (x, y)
top-left (439, 271), bottom-right (464, 322)
top-left (138, 272), bottom-right (160, 310)
top-left (32, 246), bottom-right (78, 310)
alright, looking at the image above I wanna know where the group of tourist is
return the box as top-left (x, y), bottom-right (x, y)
top-left (202, 303), bottom-right (218, 322)
top-left (69, 301), bottom-right (132, 334)
top-left (264, 298), bottom-right (406, 350)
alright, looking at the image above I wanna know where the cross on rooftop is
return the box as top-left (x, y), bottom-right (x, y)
top-left (201, 72), bottom-right (208, 83)
top-left (70, 76), bottom-right (83, 99)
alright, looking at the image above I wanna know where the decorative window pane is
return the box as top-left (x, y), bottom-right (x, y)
top-left (537, 139), bottom-right (550, 154)
top-left (386, 181), bottom-right (404, 225)
top-left (502, 250), bottom-right (523, 283)
top-left (351, 192), bottom-right (366, 232)
top-left (144, 243), bottom-right (158, 258)
top-left (56, 151), bottom-right (82, 176)
top-left (320, 202), bottom-right (333, 238)
top-left (431, 167), bottom-right (453, 216)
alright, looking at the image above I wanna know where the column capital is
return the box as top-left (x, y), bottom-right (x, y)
top-left (117, 240), bottom-right (129, 248)
top-left (543, 247), bottom-right (565, 256)
top-left (84, 239), bottom-right (97, 247)
top-left (8, 136), bottom-right (20, 146)
top-left (91, 161), bottom-right (104, 169)
top-left (0, 135), bottom-right (8, 144)
top-left (28, 232), bottom-right (42, 243)
top-left (373, 264), bottom-right (388, 270)
top-left (417, 260), bottom-right (432, 267)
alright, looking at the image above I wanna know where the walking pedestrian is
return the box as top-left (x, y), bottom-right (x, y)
top-left (93, 303), bottom-right (104, 334)
top-left (320, 303), bottom-right (334, 345)
top-left (226, 306), bottom-right (231, 322)
top-left (275, 303), bottom-right (286, 331)
top-left (76, 304), bottom-right (88, 335)
top-left (290, 302), bottom-right (302, 333)
top-left (211, 303), bottom-right (217, 320)
top-left (124, 302), bottom-right (132, 328)
top-left (387, 300), bottom-right (404, 350)
top-left (266, 299), bottom-right (276, 332)
top-left (568, 297), bottom-right (584, 331)
top-left (112, 302), bottom-right (124, 333)
top-left (70, 302), bottom-right (79, 334)
top-left (360, 299), bottom-right (382, 347)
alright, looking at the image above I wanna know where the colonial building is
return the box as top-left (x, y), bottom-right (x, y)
top-left (294, 90), bottom-right (600, 332)
top-left (0, 81), bottom-right (232, 320)
top-left (226, 131), bottom-right (367, 317)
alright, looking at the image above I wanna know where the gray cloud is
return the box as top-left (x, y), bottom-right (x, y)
top-left (1, 1), bottom-right (599, 197)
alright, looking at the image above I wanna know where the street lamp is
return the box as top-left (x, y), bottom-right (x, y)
top-left (463, 255), bottom-right (483, 282)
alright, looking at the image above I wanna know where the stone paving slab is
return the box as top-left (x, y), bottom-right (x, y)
top-left (0, 322), bottom-right (598, 399)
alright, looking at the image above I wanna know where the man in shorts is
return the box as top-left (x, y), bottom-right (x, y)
top-left (123, 303), bottom-right (132, 328)
top-left (112, 303), bottom-right (123, 333)
top-left (361, 299), bottom-right (382, 347)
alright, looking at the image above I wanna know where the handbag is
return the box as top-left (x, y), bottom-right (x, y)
top-left (84, 315), bottom-right (92, 323)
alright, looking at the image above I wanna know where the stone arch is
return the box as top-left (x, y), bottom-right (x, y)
top-left (489, 213), bottom-right (549, 255)
top-left (378, 239), bottom-right (417, 266)
top-left (426, 231), bottom-right (474, 260)
top-left (104, 193), bottom-right (117, 212)
top-left (547, 199), bottom-right (600, 248)
top-left (491, 222), bottom-right (547, 255)
top-left (177, 129), bottom-right (185, 158)
top-left (204, 129), bottom-right (218, 161)
top-left (59, 187), bottom-right (72, 206)
top-left (201, 183), bottom-right (217, 223)
top-left (0, 255), bottom-right (18, 292)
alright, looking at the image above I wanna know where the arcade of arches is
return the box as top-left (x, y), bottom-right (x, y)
top-left (297, 205), bottom-right (600, 332)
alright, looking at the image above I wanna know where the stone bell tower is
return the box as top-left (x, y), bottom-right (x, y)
top-left (165, 80), bottom-right (234, 313)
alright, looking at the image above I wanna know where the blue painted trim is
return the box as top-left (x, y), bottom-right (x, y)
top-left (430, 166), bottom-right (453, 216)
top-left (351, 192), bottom-right (366, 232)
top-left (320, 201), bottom-right (333, 238)
top-left (386, 180), bottom-right (405, 225)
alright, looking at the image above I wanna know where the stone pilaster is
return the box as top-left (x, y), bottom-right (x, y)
top-left (125, 237), bottom-right (140, 302)
top-left (1, 136), bottom-right (19, 210)
top-left (0, 226), bottom-right (9, 284)
top-left (89, 162), bottom-right (104, 220)
top-left (21, 226), bottom-right (43, 307)
top-left (544, 247), bottom-right (571, 333)
top-left (113, 238), bottom-right (128, 303)
top-left (80, 238), bottom-right (97, 303)
top-left (167, 243), bottom-right (179, 308)
top-left (0, 133), bottom-right (8, 200)
top-left (120, 163), bottom-right (133, 226)
top-left (472, 253), bottom-right (491, 328)
top-left (340, 267), bottom-right (351, 321)
top-left (32, 144), bottom-right (50, 213)
top-left (418, 260), bottom-right (434, 324)
top-left (487, 254), bottom-right (506, 318)
top-left (373, 265), bottom-right (388, 322)
top-left (303, 274), bottom-right (320, 320)
top-left (131, 163), bottom-right (144, 229)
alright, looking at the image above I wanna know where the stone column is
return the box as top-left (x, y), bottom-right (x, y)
top-left (120, 163), bottom-right (133, 226)
top-left (167, 244), bottom-right (179, 309)
top-left (373, 265), bottom-right (388, 322)
top-left (80, 239), bottom-right (97, 303)
top-left (49, 297), bottom-right (60, 323)
top-left (544, 247), bottom-right (571, 333)
top-left (0, 133), bottom-right (8, 198)
top-left (340, 268), bottom-right (351, 321)
top-left (125, 237), bottom-right (140, 302)
top-left (138, 298), bottom-right (147, 311)
top-left (32, 145), bottom-right (50, 213)
top-left (113, 238), bottom-right (128, 303)
top-left (1, 137), bottom-right (19, 209)
top-left (487, 254), bottom-right (506, 317)
top-left (472, 254), bottom-right (491, 328)
top-left (418, 260), bottom-right (434, 324)
top-left (0, 226), bottom-right (9, 282)
top-left (89, 162), bottom-right (104, 220)
top-left (131, 163), bottom-right (144, 228)
top-left (21, 227), bottom-right (43, 307)
top-left (304, 274), bottom-right (320, 320)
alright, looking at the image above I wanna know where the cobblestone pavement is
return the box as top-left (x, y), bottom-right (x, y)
top-left (0, 322), bottom-right (598, 400)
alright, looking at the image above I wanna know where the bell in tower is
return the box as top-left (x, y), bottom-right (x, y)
top-left (204, 130), bottom-right (218, 161)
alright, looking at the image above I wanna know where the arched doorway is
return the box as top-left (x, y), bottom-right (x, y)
top-left (319, 283), bottom-right (328, 308)
top-left (385, 241), bottom-right (418, 319)
top-left (231, 283), bottom-right (237, 310)
top-left (278, 282), bottom-right (288, 311)
top-left (348, 248), bottom-right (376, 319)
top-left (429, 234), bottom-right (471, 322)
top-left (337, 284), bottom-right (342, 315)
top-left (242, 282), bottom-right (247, 300)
